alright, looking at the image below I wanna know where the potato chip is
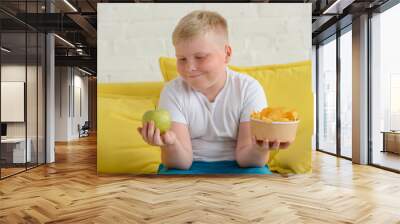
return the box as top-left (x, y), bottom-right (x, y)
top-left (251, 107), bottom-right (298, 122)
top-left (261, 117), bottom-right (273, 123)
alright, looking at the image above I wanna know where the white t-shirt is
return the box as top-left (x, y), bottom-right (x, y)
top-left (158, 68), bottom-right (267, 161)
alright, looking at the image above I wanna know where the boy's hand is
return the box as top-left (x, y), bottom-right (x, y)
top-left (252, 136), bottom-right (292, 152)
top-left (137, 121), bottom-right (176, 146)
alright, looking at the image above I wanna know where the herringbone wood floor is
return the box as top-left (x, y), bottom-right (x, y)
top-left (1, 134), bottom-right (400, 224)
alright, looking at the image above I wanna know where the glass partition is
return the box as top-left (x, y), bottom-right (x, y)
top-left (371, 4), bottom-right (400, 171)
top-left (1, 31), bottom-right (28, 177)
top-left (0, 1), bottom-right (46, 179)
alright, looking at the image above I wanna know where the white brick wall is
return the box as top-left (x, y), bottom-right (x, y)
top-left (98, 3), bottom-right (311, 83)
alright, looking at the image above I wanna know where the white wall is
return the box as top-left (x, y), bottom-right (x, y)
top-left (55, 67), bottom-right (89, 141)
top-left (1, 65), bottom-right (41, 138)
top-left (55, 67), bottom-right (69, 141)
top-left (1, 66), bottom-right (27, 141)
top-left (72, 73), bottom-right (89, 138)
top-left (1, 64), bottom-right (46, 164)
top-left (98, 3), bottom-right (311, 83)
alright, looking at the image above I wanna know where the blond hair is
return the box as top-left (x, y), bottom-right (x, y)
top-left (172, 10), bottom-right (228, 46)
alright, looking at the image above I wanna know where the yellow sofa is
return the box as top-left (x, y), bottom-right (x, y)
top-left (98, 59), bottom-right (313, 174)
top-left (98, 82), bottom-right (164, 174)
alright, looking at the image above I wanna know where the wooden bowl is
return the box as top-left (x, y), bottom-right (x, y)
top-left (250, 118), bottom-right (299, 142)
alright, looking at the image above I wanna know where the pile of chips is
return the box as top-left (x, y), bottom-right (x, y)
top-left (251, 107), bottom-right (299, 123)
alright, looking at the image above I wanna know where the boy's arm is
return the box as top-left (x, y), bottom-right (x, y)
top-left (235, 122), bottom-right (292, 168)
top-left (160, 122), bottom-right (193, 170)
top-left (235, 122), bottom-right (270, 168)
top-left (139, 121), bottom-right (193, 170)
top-left (141, 84), bottom-right (192, 170)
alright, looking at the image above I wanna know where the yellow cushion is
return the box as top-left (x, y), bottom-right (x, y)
top-left (98, 82), bottom-right (165, 105)
top-left (158, 57), bottom-right (313, 174)
top-left (97, 96), bottom-right (161, 174)
top-left (98, 82), bottom-right (164, 97)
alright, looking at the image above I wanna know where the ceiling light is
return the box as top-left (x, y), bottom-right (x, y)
top-left (54, 34), bottom-right (75, 48)
top-left (78, 67), bottom-right (93, 76)
top-left (1, 47), bottom-right (11, 53)
top-left (322, 0), bottom-right (354, 15)
top-left (63, 0), bottom-right (78, 12)
top-left (323, 0), bottom-right (342, 14)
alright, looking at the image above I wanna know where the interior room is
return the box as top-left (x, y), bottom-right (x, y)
top-left (0, 0), bottom-right (399, 223)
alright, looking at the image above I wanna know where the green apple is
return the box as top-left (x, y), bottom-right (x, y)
top-left (142, 109), bottom-right (171, 134)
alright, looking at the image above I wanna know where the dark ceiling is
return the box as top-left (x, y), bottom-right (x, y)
top-left (0, 0), bottom-right (393, 75)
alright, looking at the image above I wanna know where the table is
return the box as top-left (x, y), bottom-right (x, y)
top-left (381, 131), bottom-right (400, 154)
top-left (1, 138), bottom-right (32, 163)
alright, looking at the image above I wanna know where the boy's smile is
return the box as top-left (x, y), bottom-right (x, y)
top-left (175, 31), bottom-right (232, 101)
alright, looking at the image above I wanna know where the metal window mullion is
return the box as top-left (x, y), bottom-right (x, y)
top-left (0, 24), bottom-right (2, 179)
top-left (36, 0), bottom-right (39, 167)
top-left (367, 11), bottom-right (373, 165)
top-left (72, 67), bottom-right (74, 118)
top-left (44, 33), bottom-right (47, 165)
top-left (316, 44), bottom-right (320, 150)
top-left (59, 68), bottom-right (62, 117)
top-left (337, 29), bottom-right (341, 157)
top-left (25, 0), bottom-right (28, 171)
top-left (68, 68), bottom-right (71, 118)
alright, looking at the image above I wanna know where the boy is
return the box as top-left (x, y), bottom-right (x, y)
top-left (138, 10), bottom-right (291, 170)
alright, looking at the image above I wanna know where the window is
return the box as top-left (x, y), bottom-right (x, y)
top-left (340, 28), bottom-right (352, 158)
top-left (390, 74), bottom-right (400, 130)
top-left (317, 37), bottom-right (337, 154)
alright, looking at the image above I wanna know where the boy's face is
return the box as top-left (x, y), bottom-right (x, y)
top-left (175, 32), bottom-right (231, 92)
